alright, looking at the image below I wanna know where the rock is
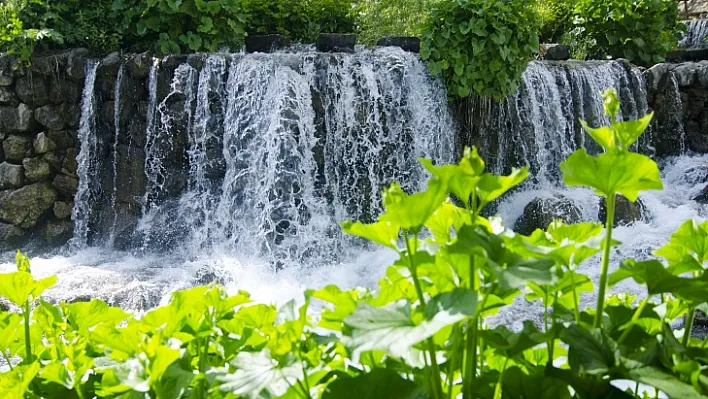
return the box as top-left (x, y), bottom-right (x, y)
top-left (644, 63), bottom-right (674, 92)
top-left (66, 48), bottom-right (91, 81)
top-left (696, 65), bottom-right (708, 89)
top-left (0, 162), bottom-right (24, 189)
top-left (599, 195), bottom-right (643, 226)
top-left (0, 222), bottom-right (25, 250)
top-left (34, 105), bottom-right (65, 131)
top-left (126, 52), bottom-right (153, 79)
top-left (33, 132), bottom-right (57, 154)
top-left (317, 34), bottom-right (356, 53)
top-left (162, 55), bottom-right (189, 71)
top-left (62, 148), bottom-right (79, 175)
top-left (22, 157), bottom-right (52, 182)
top-left (0, 183), bottom-right (58, 228)
top-left (245, 35), bottom-right (292, 53)
top-left (49, 78), bottom-right (81, 105)
top-left (41, 219), bottom-right (73, 246)
top-left (0, 73), bottom-right (13, 87)
top-left (514, 195), bottom-right (582, 236)
top-left (30, 53), bottom-right (67, 76)
top-left (15, 75), bottom-right (49, 106)
top-left (2, 135), bottom-right (32, 163)
top-left (377, 36), bottom-right (421, 53)
top-left (0, 87), bottom-right (18, 105)
top-left (52, 174), bottom-right (79, 198)
top-left (43, 152), bottom-right (62, 172)
top-left (98, 52), bottom-right (122, 77)
top-left (193, 266), bottom-right (226, 286)
top-left (694, 185), bottom-right (708, 204)
top-left (543, 44), bottom-right (571, 61)
top-left (47, 130), bottom-right (78, 151)
top-left (673, 62), bottom-right (701, 87)
top-left (54, 201), bottom-right (73, 219)
top-left (58, 103), bottom-right (81, 128)
top-left (0, 104), bottom-right (36, 133)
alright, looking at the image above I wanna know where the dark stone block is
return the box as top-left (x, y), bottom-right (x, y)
top-left (544, 44), bottom-right (571, 61)
top-left (377, 36), bottom-right (420, 53)
top-left (317, 34), bottom-right (356, 53)
top-left (246, 35), bottom-right (292, 53)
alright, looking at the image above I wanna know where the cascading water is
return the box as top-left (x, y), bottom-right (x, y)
top-left (679, 19), bottom-right (708, 49)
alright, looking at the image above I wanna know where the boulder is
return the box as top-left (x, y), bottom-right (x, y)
top-left (54, 201), bottom-right (73, 219)
top-left (543, 44), bottom-right (571, 61)
top-left (0, 183), bottom-right (58, 228)
top-left (43, 152), bottom-right (62, 172)
top-left (513, 195), bottom-right (582, 236)
top-left (599, 195), bottom-right (643, 226)
top-left (673, 62), bottom-right (701, 87)
top-left (62, 148), bottom-right (79, 175)
top-left (98, 52), bottom-right (122, 77)
top-left (644, 63), bottom-right (674, 92)
top-left (22, 157), bottom-right (52, 182)
top-left (58, 103), bottom-right (82, 128)
top-left (126, 52), bottom-right (153, 79)
top-left (245, 35), bottom-right (292, 53)
top-left (0, 222), bottom-right (25, 250)
top-left (47, 130), bottom-right (78, 151)
top-left (34, 105), bottom-right (66, 131)
top-left (694, 185), bottom-right (708, 204)
top-left (0, 73), bottom-right (12, 87)
top-left (33, 132), bottom-right (57, 154)
top-left (317, 34), bottom-right (356, 53)
top-left (41, 219), bottom-right (73, 246)
top-left (377, 36), bottom-right (421, 53)
top-left (52, 174), bottom-right (79, 198)
top-left (2, 135), bottom-right (32, 163)
top-left (49, 78), bottom-right (81, 105)
top-left (0, 104), bottom-right (36, 133)
top-left (15, 75), bottom-right (49, 106)
top-left (0, 87), bottom-right (18, 105)
top-left (66, 48), bottom-right (91, 82)
top-left (0, 162), bottom-right (24, 189)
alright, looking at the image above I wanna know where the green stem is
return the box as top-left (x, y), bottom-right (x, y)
top-left (464, 256), bottom-right (478, 399)
top-left (568, 269), bottom-right (581, 323)
top-left (405, 232), bottom-right (444, 399)
top-left (549, 291), bottom-right (558, 360)
top-left (1, 350), bottom-right (13, 370)
top-left (595, 194), bottom-right (616, 329)
top-left (617, 296), bottom-right (649, 345)
top-left (493, 358), bottom-right (509, 399)
top-left (23, 299), bottom-right (32, 364)
top-left (75, 386), bottom-right (86, 399)
top-left (634, 382), bottom-right (640, 398)
top-left (447, 326), bottom-right (461, 399)
top-left (683, 307), bottom-right (696, 347)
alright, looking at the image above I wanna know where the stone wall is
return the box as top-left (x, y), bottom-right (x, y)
top-left (0, 50), bottom-right (90, 251)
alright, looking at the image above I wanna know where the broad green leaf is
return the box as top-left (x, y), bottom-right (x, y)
top-left (420, 146), bottom-right (485, 205)
top-left (0, 362), bottom-right (40, 397)
top-left (480, 321), bottom-right (550, 358)
top-left (655, 219), bottom-right (708, 266)
top-left (561, 150), bottom-right (662, 201)
top-left (341, 220), bottom-right (399, 250)
top-left (149, 346), bottom-right (181, 382)
top-left (0, 272), bottom-right (56, 307)
top-left (476, 167), bottom-right (528, 205)
top-left (526, 272), bottom-right (594, 310)
top-left (322, 368), bottom-right (424, 399)
top-left (561, 325), bottom-right (619, 375)
top-left (306, 285), bottom-right (362, 331)
top-left (580, 120), bottom-right (614, 150)
top-left (64, 299), bottom-right (129, 334)
top-left (151, 364), bottom-right (192, 399)
top-left (613, 113), bottom-right (654, 150)
top-left (217, 351), bottom-right (304, 399)
top-left (424, 202), bottom-right (470, 243)
top-left (381, 178), bottom-right (449, 232)
top-left (15, 251), bottom-right (30, 273)
top-left (622, 361), bottom-right (705, 399)
top-left (546, 367), bottom-right (634, 399)
top-left (40, 361), bottom-right (74, 389)
top-left (502, 367), bottom-right (572, 399)
top-left (101, 358), bottom-right (149, 394)
top-left (344, 289), bottom-right (476, 359)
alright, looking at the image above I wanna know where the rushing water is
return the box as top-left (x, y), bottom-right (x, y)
top-left (0, 51), bottom-right (705, 328)
top-left (680, 19), bottom-right (708, 49)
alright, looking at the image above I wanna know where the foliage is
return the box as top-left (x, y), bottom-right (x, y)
top-left (534, 0), bottom-right (574, 43)
top-left (3, 90), bottom-right (708, 398)
top-left (571, 0), bottom-right (685, 65)
top-left (352, 0), bottom-right (430, 45)
top-left (242, 0), bottom-right (355, 43)
top-left (0, 0), bottom-right (55, 67)
top-left (420, 0), bottom-right (541, 99)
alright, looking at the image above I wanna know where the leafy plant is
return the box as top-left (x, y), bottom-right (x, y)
top-left (0, 0), bottom-right (56, 68)
top-left (352, 0), bottom-right (431, 45)
top-left (420, 0), bottom-right (541, 99)
top-left (3, 89), bottom-right (708, 399)
top-left (534, 0), bottom-right (574, 43)
top-left (571, 0), bottom-right (685, 65)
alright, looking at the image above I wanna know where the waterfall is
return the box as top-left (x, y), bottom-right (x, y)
top-left (109, 64), bottom-right (125, 245)
top-left (679, 19), bottom-right (708, 49)
top-left (70, 61), bottom-right (100, 247)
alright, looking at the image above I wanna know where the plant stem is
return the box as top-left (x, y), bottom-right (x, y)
top-left (1, 350), bottom-right (13, 370)
top-left (23, 299), bottom-right (32, 364)
top-left (447, 326), bottom-right (461, 399)
top-left (617, 296), bottom-right (649, 345)
top-left (683, 307), bottom-right (696, 347)
top-left (493, 358), bottom-right (509, 399)
top-left (464, 255), bottom-right (478, 399)
top-left (405, 232), bottom-right (444, 399)
top-left (595, 194), bottom-right (616, 329)
top-left (568, 269), bottom-right (581, 323)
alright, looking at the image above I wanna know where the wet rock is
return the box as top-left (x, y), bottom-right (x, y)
top-left (0, 87), bottom-right (18, 105)
top-left (33, 132), bottom-right (57, 154)
top-left (0, 183), bottom-right (58, 228)
top-left (245, 35), bottom-right (292, 53)
top-left (193, 266), bottom-right (226, 286)
top-left (694, 185), bottom-right (708, 204)
top-left (514, 195), bottom-right (582, 236)
top-left (126, 52), bottom-right (153, 79)
top-left (49, 78), bottom-right (81, 105)
top-left (41, 219), bottom-right (73, 246)
top-left (15, 75), bottom-right (49, 106)
top-left (162, 55), bottom-right (189, 71)
top-left (52, 174), bottom-right (79, 198)
top-left (377, 36), bottom-right (420, 53)
top-left (317, 34), bottom-right (356, 53)
top-left (0, 73), bottom-right (13, 87)
top-left (543, 44), bottom-right (570, 61)
top-left (22, 157), bottom-right (52, 182)
top-left (62, 148), bottom-right (79, 175)
top-left (30, 53), bottom-right (67, 76)
top-left (54, 201), bottom-right (73, 219)
top-left (67, 48), bottom-right (91, 82)
top-left (644, 63), bottom-right (674, 92)
top-left (2, 135), bottom-right (32, 163)
top-left (34, 105), bottom-right (65, 131)
top-left (673, 62), bottom-right (700, 87)
top-left (100, 101), bottom-right (115, 125)
top-left (599, 195), bottom-right (643, 226)
top-left (43, 152), bottom-right (62, 172)
top-left (98, 52), bottom-right (122, 77)
top-left (47, 130), bottom-right (78, 151)
top-left (0, 162), bottom-right (24, 189)
top-left (0, 104), bottom-right (36, 133)
top-left (114, 144), bottom-right (147, 206)
top-left (58, 103), bottom-right (82, 128)
top-left (0, 222), bottom-right (25, 250)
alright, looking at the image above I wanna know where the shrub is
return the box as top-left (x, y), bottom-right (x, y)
top-left (534, 0), bottom-right (574, 43)
top-left (420, 0), bottom-right (540, 99)
top-left (0, 0), bottom-right (57, 66)
top-left (352, 0), bottom-right (430, 44)
top-left (571, 0), bottom-right (685, 65)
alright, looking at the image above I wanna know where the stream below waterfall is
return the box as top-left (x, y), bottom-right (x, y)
top-left (0, 48), bottom-right (706, 333)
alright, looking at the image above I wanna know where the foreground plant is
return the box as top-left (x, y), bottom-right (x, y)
top-left (1, 89), bottom-right (708, 398)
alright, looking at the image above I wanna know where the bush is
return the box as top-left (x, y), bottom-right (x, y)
top-left (352, 0), bottom-right (430, 44)
top-left (420, 0), bottom-right (540, 99)
top-left (242, 0), bottom-right (355, 43)
top-left (534, 0), bottom-right (574, 43)
top-left (4, 90), bottom-right (707, 399)
top-left (0, 0), bottom-right (57, 66)
top-left (571, 0), bottom-right (684, 65)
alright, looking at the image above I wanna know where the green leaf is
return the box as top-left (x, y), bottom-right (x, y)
top-left (198, 16), bottom-right (214, 33)
top-left (655, 219), bottom-right (708, 266)
top-left (15, 251), bottom-right (30, 273)
top-left (0, 272), bottom-right (56, 307)
top-left (480, 321), bottom-right (550, 358)
top-left (623, 363), bottom-right (706, 399)
top-left (561, 325), bottom-right (619, 375)
top-left (476, 167), bottom-right (528, 205)
top-left (546, 367), bottom-right (635, 399)
top-left (614, 113), bottom-right (654, 150)
top-left (217, 351), bottom-right (304, 398)
top-left (64, 299), bottom-right (129, 334)
top-left (381, 178), bottom-right (449, 232)
top-left (0, 362), bottom-right (40, 397)
top-left (502, 367), bottom-right (572, 399)
top-left (341, 220), bottom-right (399, 250)
top-left (40, 361), bottom-right (74, 389)
top-left (580, 120), bottom-right (614, 150)
top-left (322, 368), bottom-right (424, 399)
top-left (561, 149), bottom-right (662, 201)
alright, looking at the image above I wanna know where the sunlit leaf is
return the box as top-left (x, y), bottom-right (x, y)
top-left (217, 351), bottom-right (304, 398)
